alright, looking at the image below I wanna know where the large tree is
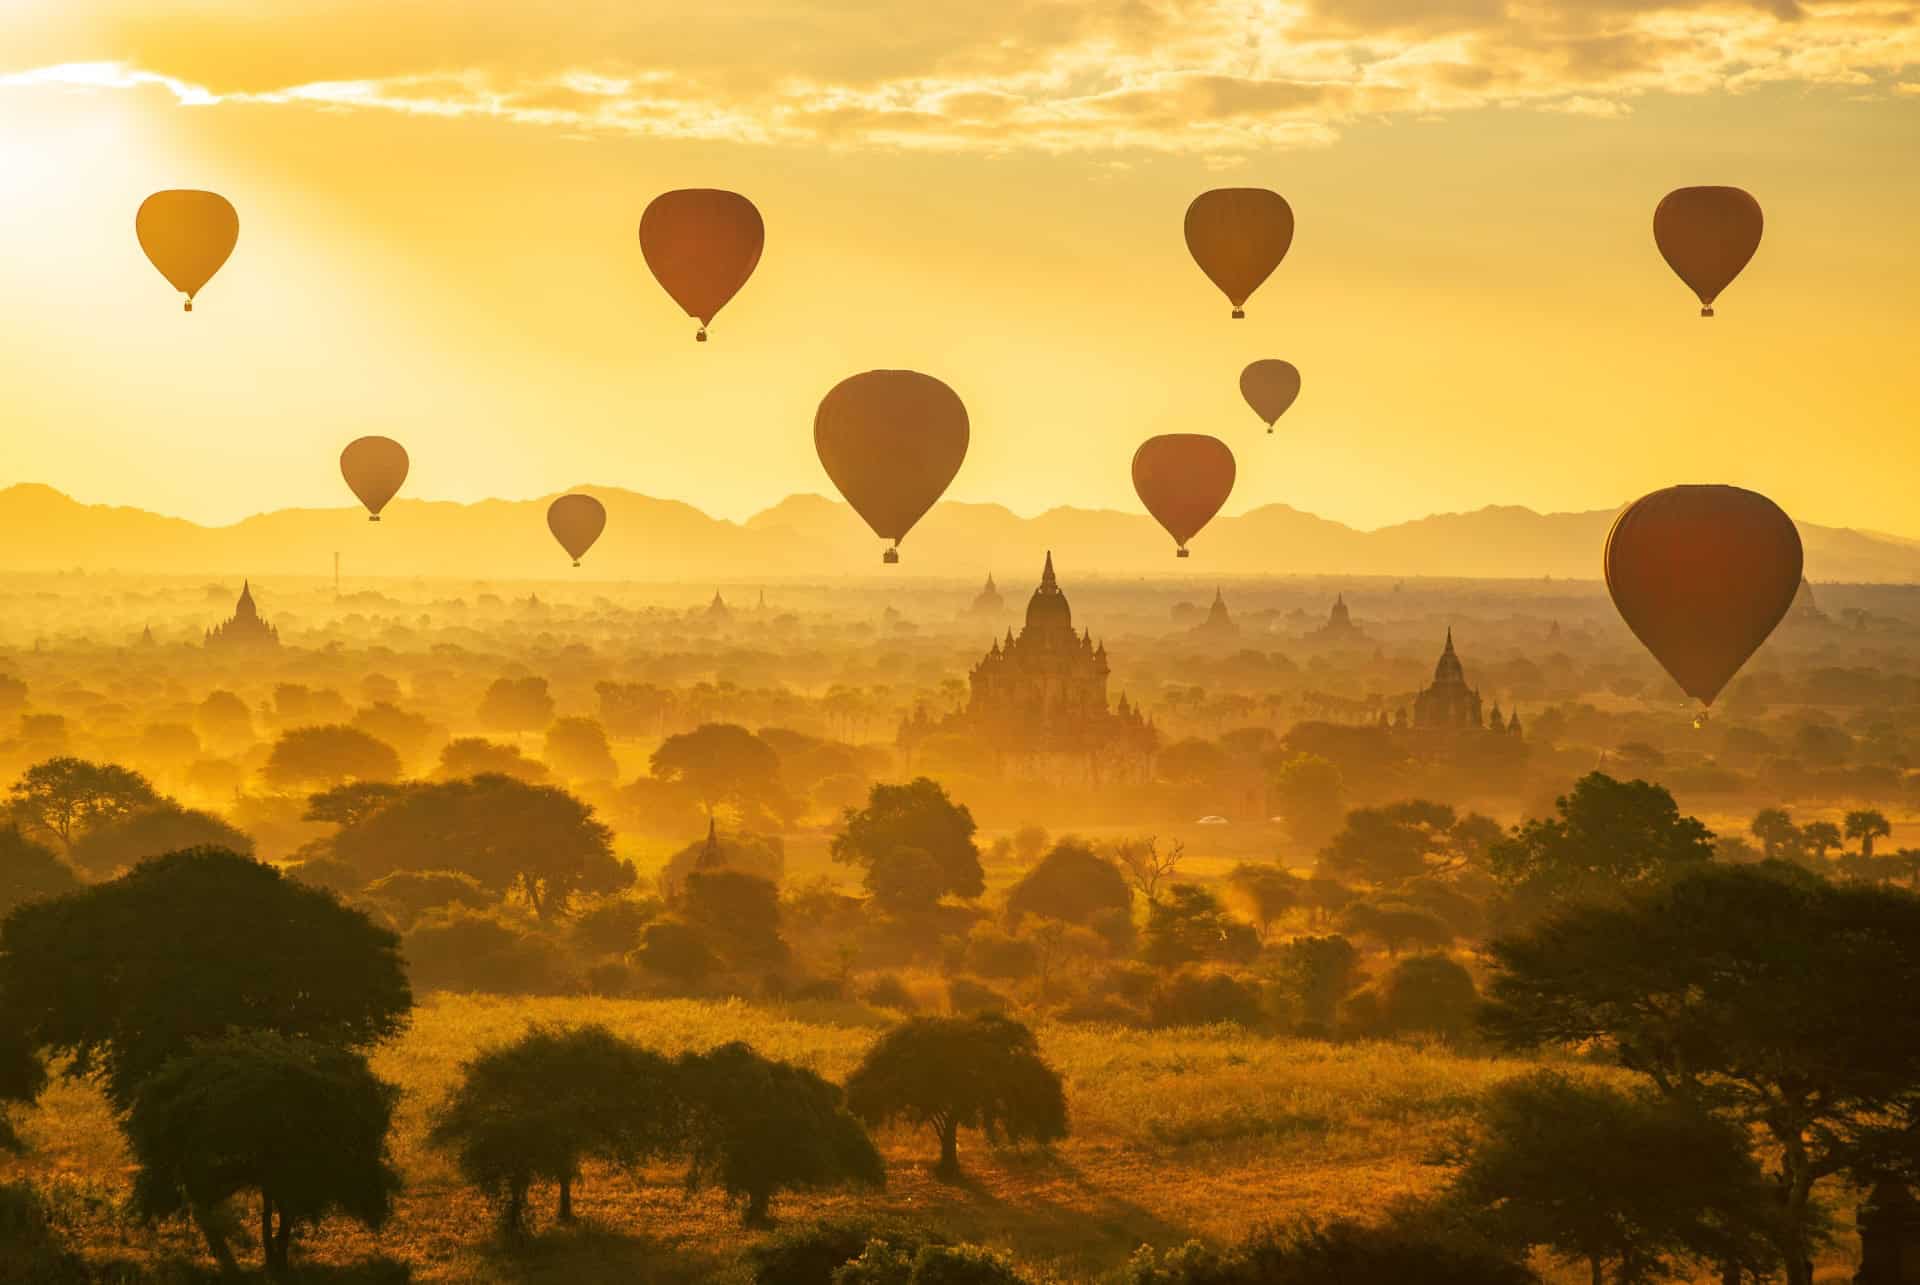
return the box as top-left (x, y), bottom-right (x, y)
top-left (1482, 863), bottom-right (1920, 1285)
top-left (845, 1014), bottom-right (1067, 1178)
top-left (66, 802), bottom-right (252, 879)
top-left (1142, 884), bottom-right (1260, 968)
top-left (1005, 841), bottom-right (1132, 930)
top-left (0, 846), bottom-right (411, 1109)
top-left (7, 757), bottom-right (160, 852)
top-left (330, 774), bottom-right (633, 919)
top-left (831, 778), bottom-right (985, 901)
top-left (428, 1024), bottom-right (679, 1231)
top-left (263, 725), bottom-right (402, 791)
top-left (1847, 809), bottom-right (1894, 860)
top-left (1317, 800), bottom-right (1488, 889)
top-left (0, 825), bottom-right (80, 919)
top-left (650, 723), bottom-right (787, 821)
top-left (476, 676), bottom-right (555, 735)
top-left (543, 716), bottom-right (619, 783)
top-left (126, 1032), bottom-right (399, 1275)
top-left (1486, 773), bottom-right (1713, 917)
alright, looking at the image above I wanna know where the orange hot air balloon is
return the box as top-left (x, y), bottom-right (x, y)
top-left (136, 191), bottom-right (239, 312)
top-left (639, 189), bottom-right (764, 342)
top-left (547, 494), bottom-right (607, 567)
top-left (1185, 189), bottom-right (1294, 319)
top-left (1605, 484), bottom-right (1802, 707)
top-left (814, 371), bottom-right (969, 565)
top-left (1240, 360), bottom-right (1301, 433)
top-left (340, 437), bottom-right (410, 522)
top-left (1133, 434), bottom-right (1236, 558)
top-left (1654, 187), bottom-right (1763, 317)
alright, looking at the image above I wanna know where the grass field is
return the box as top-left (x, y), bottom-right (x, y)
top-left (0, 992), bottom-right (1869, 1283)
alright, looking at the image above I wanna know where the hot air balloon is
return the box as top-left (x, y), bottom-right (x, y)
top-left (1605, 484), bottom-right (1801, 709)
top-left (1185, 189), bottom-right (1294, 319)
top-left (1133, 434), bottom-right (1236, 558)
top-left (1240, 360), bottom-right (1301, 433)
top-left (639, 190), bottom-right (764, 342)
top-left (340, 437), bottom-right (409, 522)
top-left (136, 191), bottom-right (239, 312)
top-left (814, 371), bottom-right (969, 564)
top-left (547, 494), bottom-right (607, 567)
top-left (1654, 187), bottom-right (1763, 317)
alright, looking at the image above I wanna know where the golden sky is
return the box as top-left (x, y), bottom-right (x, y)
top-left (2, 0), bottom-right (1917, 537)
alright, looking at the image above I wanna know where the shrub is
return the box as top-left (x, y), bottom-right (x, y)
top-left (1148, 970), bottom-right (1264, 1029)
top-left (947, 978), bottom-right (1007, 1015)
top-left (749, 1217), bottom-right (946, 1285)
top-left (0, 1182), bottom-right (86, 1282)
top-left (569, 895), bottom-right (664, 958)
top-left (964, 924), bottom-right (1039, 981)
top-left (633, 919), bottom-right (718, 987)
top-left (365, 869), bottom-right (493, 927)
top-left (585, 960), bottom-right (636, 997)
top-left (404, 907), bottom-right (567, 995)
top-left (860, 973), bottom-right (918, 1013)
top-left (1379, 953), bottom-right (1478, 1041)
top-left (836, 1239), bottom-right (1031, 1283)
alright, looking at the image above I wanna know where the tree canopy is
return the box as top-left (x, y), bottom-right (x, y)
top-left (7, 757), bottom-right (160, 851)
top-left (650, 723), bottom-right (788, 822)
top-left (1485, 772), bottom-right (1713, 917)
top-left (0, 825), bottom-right (79, 920)
top-left (1005, 841), bottom-right (1131, 930)
top-left (66, 802), bottom-right (252, 879)
top-left (832, 778), bottom-right (984, 902)
top-left (263, 724), bottom-right (403, 791)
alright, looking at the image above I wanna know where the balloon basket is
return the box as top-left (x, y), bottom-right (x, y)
top-left (572, 560), bottom-right (581, 568)
top-left (696, 329), bottom-right (708, 343)
top-left (1176, 548), bottom-right (1190, 559)
top-left (1700, 307), bottom-right (1714, 318)
top-left (1692, 711), bottom-right (1709, 731)
top-left (184, 300), bottom-right (193, 313)
top-left (883, 548), bottom-right (900, 565)
top-left (1231, 308), bottom-right (1244, 319)
top-left (369, 515), bottom-right (380, 523)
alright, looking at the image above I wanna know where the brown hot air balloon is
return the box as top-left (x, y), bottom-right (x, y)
top-left (639, 190), bottom-right (765, 342)
top-left (1653, 187), bottom-right (1763, 317)
top-left (340, 436), bottom-right (410, 522)
top-left (814, 371), bottom-right (969, 565)
top-left (1185, 189), bottom-right (1294, 319)
top-left (547, 494), bottom-right (607, 567)
top-left (1240, 360), bottom-right (1301, 433)
top-left (1132, 434), bottom-right (1236, 558)
top-left (1605, 484), bottom-right (1801, 708)
top-left (136, 191), bottom-right (239, 312)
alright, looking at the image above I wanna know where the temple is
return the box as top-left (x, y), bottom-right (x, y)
top-left (971, 573), bottom-right (1005, 616)
top-left (1191, 587), bottom-right (1239, 639)
top-left (707, 591), bottom-right (731, 622)
top-left (204, 581), bottom-right (279, 650)
top-left (1309, 594), bottom-right (1364, 642)
top-left (1382, 631), bottom-right (1520, 737)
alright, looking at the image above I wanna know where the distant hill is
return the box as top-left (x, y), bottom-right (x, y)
top-left (2, 482), bottom-right (1916, 583)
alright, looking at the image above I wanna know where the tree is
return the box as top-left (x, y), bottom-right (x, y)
top-left (263, 725), bottom-right (402, 792)
top-left (1111, 835), bottom-right (1185, 903)
top-left (0, 846), bottom-right (411, 1109)
top-left (1005, 841), bottom-right (1131, 931)
top-left (1272, 935), bottom-right (1360, 1033)
top-left (1801, 820), bottom-right (1844, 863)
top-left (1317, 800), bottom-right (1476, 888)
top-left (1010, 824), bottom-right (1050, 864)
top-left (544, 716), bottom-right (618, 783)
top-left (126, 1033), bottom-right (399, 1275)
top-left (428, 1024), bottom-right (679, 1231)
top-left (1339, 900), bottom-right (1455, 958)
top-left (436, 737), bottom-right (550, 783)
top-left (1268, 752), bottom-right (1346, 851)
top-left (303, 781), bottom-right (414, 828)
top-left (195, 690), bottom-right (254, 755)
top-left (1225, 862), bottom-right (1300, 941)
top-left (651, 723), bottom-right (787, 821)
top-left (682, 869), bottom-right (787, 967)
top-left (832, 778), bottom-right (985, 901)
top-left (363, 869), bottom-right (494, 926)
top-left (1142, 884), bottom-right (1260, 968)
top-left (1750, 807), bottom-right (1803, 862)
top-left (1378, 954), bottom-right (1477, 1040)
top-left (7, 757), bottom-right (160, 851)
top-left (845, 1014), bottom-right (1066, 1178)
top-left (1444, 1071), bottom-right (1779, 1285)
top-left (865, 848), bottom-right (948, 913)
top-left (1848, 808), bottom-right (1894, 860)
top-left (0, 825), bottom-right (79, 919)
top-left (677, 1041), bottom-right (883, 1226)
top-left (330, 774), bottom-right (632, 920)
top-left (67, 803), bottom-right (253, 879)
top-left (477, 676), bottom-right (555, 734)
top-left (350, 702), bottom-right (435, 765)
top-left (1487, 773), bottom-right (1714, 916)
top-left (1482, 863), bottom-right (1920, 1285)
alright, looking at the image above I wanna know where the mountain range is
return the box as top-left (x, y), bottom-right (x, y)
top-left (1, 483), bottom-right (1915, 583)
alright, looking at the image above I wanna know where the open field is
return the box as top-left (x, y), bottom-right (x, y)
top-left (1, 992), bottom-right (1865, 1283)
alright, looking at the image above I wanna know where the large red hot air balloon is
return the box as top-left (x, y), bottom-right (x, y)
top-left (1654, 187), bottom-right (1763, 317)
top-left (1239, 360), bottom-right (1301, 433)
top-left (1132, 434), bottom-right (1236, 558)
top-left (547, 494), bottom-right (607, 567)
top-left (340, 437), bottom-right (409, 522)
top-left (136, 191), bottom-right (238, 312)
top-left (1605, 484), bottom-right (1801, 707)
top-left (814, 371), bottom-right (969, 564)
top-left (639, 190), bottom-right (764, 342)
top-left (1185, 189), bottom-right (1294, 319)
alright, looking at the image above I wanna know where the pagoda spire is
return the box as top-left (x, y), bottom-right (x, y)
top-left (1041, 550), bottom-right (1056, 588)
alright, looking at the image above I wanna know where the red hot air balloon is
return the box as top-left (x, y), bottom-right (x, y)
top-left (814, 371), bottom-right (969, 564)
top-left (639, 190), bottom-right (765, 342)
top-left (1239, 360), bottom-right (1301, 433)
top-left (1654, 187), bottom-right (1763, 317)
top-left (547, 494), bottom-right (607, 567)
top-left (340, 437), bottom-right (409, 522)
top-left (1185, 189), bottom-right (1294, 319)
top-left (1132, 434), bottom-right (1236, 558)
top-left (136, 191), bottom-right (239, 312)
top-left (1605, 484), bottom-right (1802, 708)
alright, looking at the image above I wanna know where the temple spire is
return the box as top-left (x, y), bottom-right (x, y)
top-left (1041, 550), bottom-right (1056, 588)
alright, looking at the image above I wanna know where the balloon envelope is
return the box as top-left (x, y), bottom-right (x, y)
top-left (340, 437), bottom-right (410, 522)
top-left (1185, 189), bottom-right (1294, 318)
top-left (639, 189), bottom-right (765, 339)
top-left (814, 371), bottom-right (969, 562)
top-left (136, 191), bottom-right (238, 310)
top-left (1605, 484), bottom-right (1801, 706)
top-left (547, 494), bottom-right (607, 566)
top-left (1132, 434), bottom-right (1236, 556)
top-left (1240, 360), bottom-right (1301, 431)
top-left (1654, 187), bottom-right (1762, 316)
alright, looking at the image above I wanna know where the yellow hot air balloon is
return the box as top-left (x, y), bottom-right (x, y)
top-left (547, 494), bottom-right (607, 567)
top-left (1133, 435), bottom-right (1236, 557)
top-left (340, 437), bottom-right (409, 522)
top-left (136, 191), bottom-right (239, 312)
top-left (1654, 187), bottom-right (1763, 317)
top-left (1185, 189), bottom-right (1294, 319)
top-left (1239, 360), bottom-right (1301, 433)
top-left (639, 190), bottom-right (765, 342)
top-left (814, 371), bottom-right (969, 564)
top-left (1605, 484), bottom-right (1801, 708)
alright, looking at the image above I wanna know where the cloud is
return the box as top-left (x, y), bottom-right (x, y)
top-left (3, 0), bottom-right (1918, 153)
